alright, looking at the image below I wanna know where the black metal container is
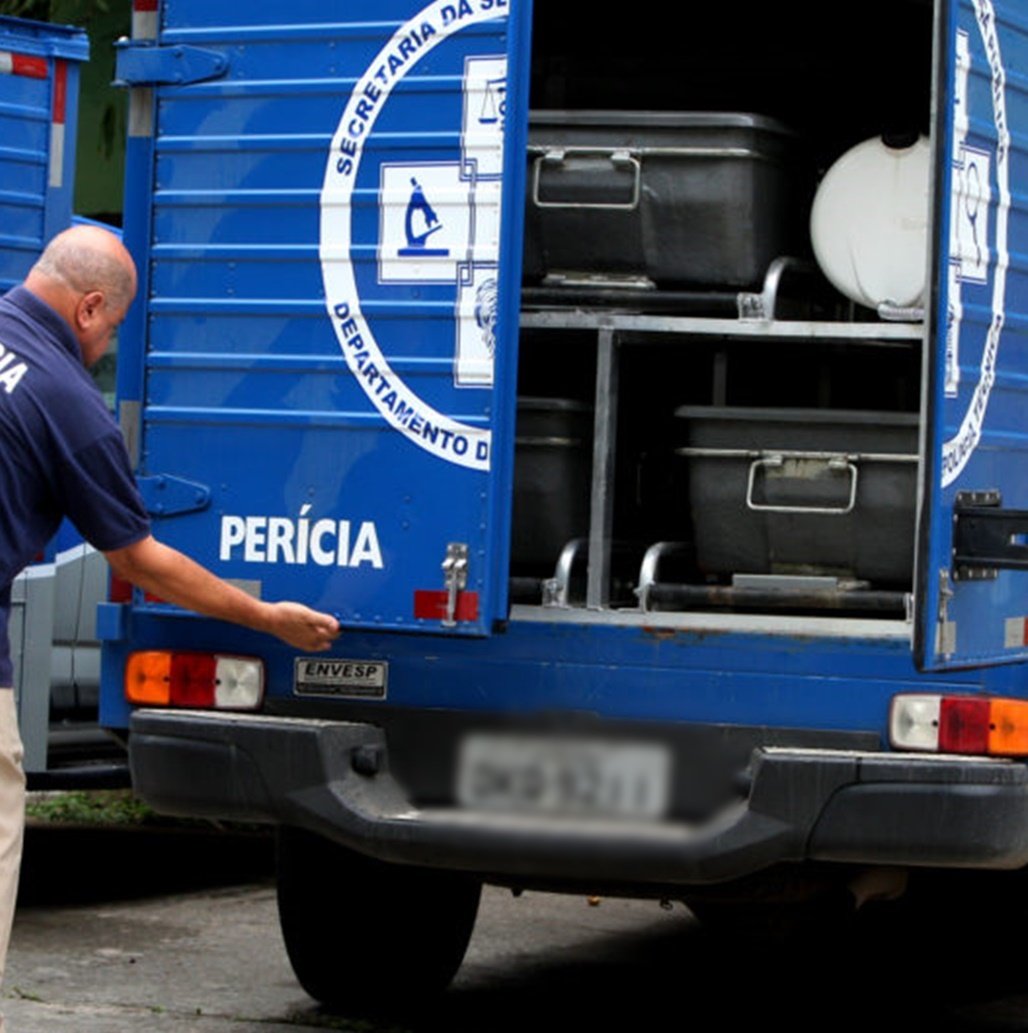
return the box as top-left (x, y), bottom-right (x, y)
top-left (674, 406), bottom-right (919, 585)
top-left (523, 111), bottom-right (809, 290)
top-left (511, 397), bottom-right (593, 573)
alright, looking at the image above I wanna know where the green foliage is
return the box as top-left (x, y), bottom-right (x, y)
top-left (0, 0), bottom-right (50, 18)
top-left (25, 789), bottom-right (154, 826)
top-left (51, 0), bottom-right (114, 20)
top-left (0, 0), bottom-right (114, 19)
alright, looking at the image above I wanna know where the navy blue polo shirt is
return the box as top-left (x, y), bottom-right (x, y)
top-left (0, 286), bottom-right (151, 686)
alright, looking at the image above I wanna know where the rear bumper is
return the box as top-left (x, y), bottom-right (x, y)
top-left (129, 709), bottom-right (1028, 886)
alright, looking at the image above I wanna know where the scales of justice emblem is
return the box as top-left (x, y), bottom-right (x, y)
top-left (321, 1), bottom-right (510, 470)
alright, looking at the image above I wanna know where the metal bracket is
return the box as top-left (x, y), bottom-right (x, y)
top-left (952, 490), bottom-right (1028, 581)
top-left (877, 301), bottom-right (925, 322)
top-left (137, 475), bottom-right (211, 517)
top-left (114, 41), bottom-right (228, 87)
top-left (542, 538), bottom-right (588, 608)
top-left (441, 543), bottom-right (469, 627)
top-left (636, 541), bottom-right (692, 612)
top-left (736, 256), bottom-right (816, 321)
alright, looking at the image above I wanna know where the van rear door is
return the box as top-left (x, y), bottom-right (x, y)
top-left (917, 0), bottom-right (1028, 669)
top-left (116, 0), bottom-right (531, 637)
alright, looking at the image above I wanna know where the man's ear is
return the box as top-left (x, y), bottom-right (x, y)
top-left (75, 290), bottom-right (105, 328)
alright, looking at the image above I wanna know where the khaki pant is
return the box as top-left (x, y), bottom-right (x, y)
top-left (0, 691), bottom-right (25, 1033)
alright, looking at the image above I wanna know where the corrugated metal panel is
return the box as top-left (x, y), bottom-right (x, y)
top-left (126, 0), bottom-right (528, 634)
top-left (919, 0), bottom-right (1028, 668)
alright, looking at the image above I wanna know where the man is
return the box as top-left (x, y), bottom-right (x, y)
top-left (0, 225), bottom-right (339, 1008)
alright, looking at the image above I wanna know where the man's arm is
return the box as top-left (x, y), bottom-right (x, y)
top-left (104, 535), bottom-right (339, 652)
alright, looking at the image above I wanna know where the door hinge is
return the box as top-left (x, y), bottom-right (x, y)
top-left (114, 40), bottom-right (228, 87)
top-left (137, 474), bottom-right (211, 517)
top-left (952, 490), bottom-right (1028, 581)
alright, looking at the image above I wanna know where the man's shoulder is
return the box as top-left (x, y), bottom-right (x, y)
top-left (0, 288), bottom-right (45, 339)
top-left (0, 287), bottom-right (81, 366)
top-left (0, 335), bottom-right (113, 450)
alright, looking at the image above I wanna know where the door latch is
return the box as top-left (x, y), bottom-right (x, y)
top-left (952, 490), bottom-right (1028, 581)
top-left (441, 543), bottom-right (469, 627)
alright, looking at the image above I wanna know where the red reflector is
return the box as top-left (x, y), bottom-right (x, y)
top-left (109, 575), bottom-right (133, 604)
top-left (413, 590), bottom-right (479, 622)
top-left (939, 697), bottom-right (991, 754)
top-left (51, 59), bottom-right (66, 122)
top-left (11, 54), bottom-right (47, 79)
top-left (169, 653), bottom-right (216, 707)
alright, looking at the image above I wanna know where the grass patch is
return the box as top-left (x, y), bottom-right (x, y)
top-left (25, 789), bottom-right (154, 826)
top-left (25, 789), bottom-right (271, 838)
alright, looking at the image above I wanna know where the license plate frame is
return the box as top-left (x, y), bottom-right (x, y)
top-left (293, 657), bottom-right (388, 699)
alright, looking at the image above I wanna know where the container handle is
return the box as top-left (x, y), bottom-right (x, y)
top-left (531, 147), bottom-right (641, 210)
top-left (745, 454), bottom-right (858, 515)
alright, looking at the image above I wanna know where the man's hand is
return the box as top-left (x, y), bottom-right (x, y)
top-left (264, 601), bottom-right (340, 652)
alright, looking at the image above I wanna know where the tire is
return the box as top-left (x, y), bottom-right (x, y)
top-left (276, 826), bottom-right (482, 1013)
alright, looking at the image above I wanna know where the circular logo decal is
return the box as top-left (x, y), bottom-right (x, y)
top-left (941, 0), bottom-right (1010, 488)
top-left (320, 0), bottom-right (509, 472)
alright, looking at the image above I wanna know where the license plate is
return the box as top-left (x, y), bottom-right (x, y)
top-left (456, 734), bottom-right (671, 819)
top-left (294, 658), bottom-right (387, 699)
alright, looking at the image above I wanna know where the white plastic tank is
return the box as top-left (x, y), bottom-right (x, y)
top-left (809, 134), bottom-right (930, 310)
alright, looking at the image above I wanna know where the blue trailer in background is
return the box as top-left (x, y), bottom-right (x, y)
top-left (99, 0), bottom-right (1028, 1009)
top-left (0, 16), bottom-right (124, 785)
top-left (0, 16), bottom-right (86, 293)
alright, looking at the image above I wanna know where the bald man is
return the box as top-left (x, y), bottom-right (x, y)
top-left (0, 225), bottom-right (339, 1010)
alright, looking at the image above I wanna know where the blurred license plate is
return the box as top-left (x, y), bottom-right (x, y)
top-left (456, 734), bottom-right (670, 819)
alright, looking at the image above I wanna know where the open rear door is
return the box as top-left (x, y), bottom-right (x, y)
top-left (117, 0), bottom-right (532, 637)
top-left (917, 0), bottom-right (1028, 669)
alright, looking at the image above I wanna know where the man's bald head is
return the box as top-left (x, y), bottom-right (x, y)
top-left (29, 225), bottom-right (137, 311)
top-left (24, 225), bottom-right (137, 367)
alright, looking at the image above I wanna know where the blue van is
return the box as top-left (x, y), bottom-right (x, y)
top-left (100, 0), bottom-right (1028, 1009)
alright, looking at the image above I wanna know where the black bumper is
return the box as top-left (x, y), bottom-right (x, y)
top-left (129, 709), bottom-right (1028, 886)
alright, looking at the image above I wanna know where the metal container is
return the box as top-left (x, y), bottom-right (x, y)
top-left (523, 111), bottom-right (808, 290)
top-left (511, 398), bottom-right (593, 572)
top-left (674, 406), bottom-right (918, 584)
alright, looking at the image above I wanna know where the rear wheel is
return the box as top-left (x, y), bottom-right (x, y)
top-left (276, 826), bottom-right (481, 1013)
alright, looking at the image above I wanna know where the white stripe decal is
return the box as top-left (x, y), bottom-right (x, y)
top-left (48, 122), bottom-right (64, 188)
top-left (128, 6), bottom-right (158, 139)
top-left (0, 52), bottom-right (12, 75)
top-left (1005, 617), bottom-right (1027, 649)
top-left (127, 87), bottom-right (154, 138)
top-left (131, 10), bottom-right (158, 41)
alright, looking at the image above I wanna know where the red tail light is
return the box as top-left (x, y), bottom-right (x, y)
top-left (891, 693), bottom-right (1028, 757)
top-left (125, 651), bottom-right (264, 710)
top-left (938, 697), bottom-right (991, 754)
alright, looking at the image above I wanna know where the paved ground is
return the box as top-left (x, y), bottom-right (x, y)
top-left (3, 823), bottom-right (1028, 1031)
top-left (2, 822), bottom-right (687, 1032)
